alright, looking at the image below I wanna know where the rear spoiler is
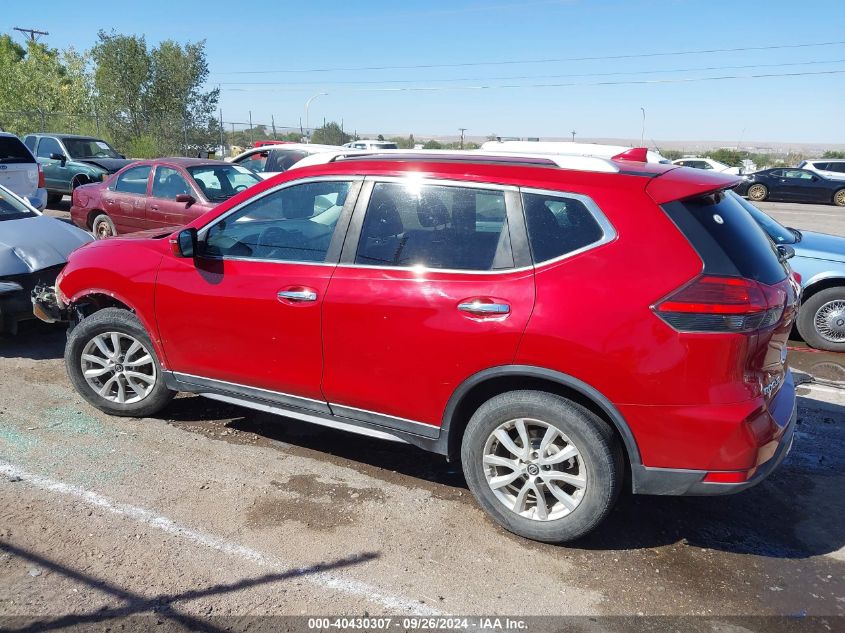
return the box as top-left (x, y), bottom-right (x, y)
top-left (646, 168), bottom-right (742, 205)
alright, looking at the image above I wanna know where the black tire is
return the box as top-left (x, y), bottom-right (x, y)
top-left (65, 308), bottom-right (175, 417)
top-left (796, 287), bottom-right (845, 352)
top-left (47, 192), bottom-right (63, 206)
top-left (747, 183), bottom-right (768, 202)
top-left (92, 213), bottom-right (116, 239)
top-left (834, 189), bottom-right (845, 207)
top-left (461, 390), bottom-right (623, 543)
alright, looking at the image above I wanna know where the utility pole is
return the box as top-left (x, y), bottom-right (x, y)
top-left (459, 128), bottom-right (467, 150)
top-left (640, 107), bottom-right (646, 146)
top-left (13, 27), bottom-right (49, 42)
top-left (218, 109), bottom-right (225, 158)
top-left (271, 115), bottom-right (277, 140)
top-left (571, 130), bottom-right (576, 142)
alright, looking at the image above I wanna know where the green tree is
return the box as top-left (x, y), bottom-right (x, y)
top-left (377, 134), bottom-right (384, 141)
top-left (823, 151), bottom-right (845, 159)
top-left (422, 139), bottom-right (442, 149)
top-left (659, 149), bottom-right (684, 161)
top-left (311, 121), bottom-right (350, 146)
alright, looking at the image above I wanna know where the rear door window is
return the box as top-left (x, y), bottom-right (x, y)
top-left (522, 192), bottom-right (608, 264)
top-left (355, 182), bottom-right (513, 271)
top-left (662, 192), bottom-right (788, 285)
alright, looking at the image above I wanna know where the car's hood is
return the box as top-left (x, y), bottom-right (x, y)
top-left (795, 230), bottom-right (845, 264)
top-left (75, 158), bottom-right (134, 173)
top-left (0, 215), bottom-right (93, 275)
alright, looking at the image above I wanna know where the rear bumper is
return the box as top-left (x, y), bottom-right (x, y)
top-left (631, 370), bottom-right (797, 496)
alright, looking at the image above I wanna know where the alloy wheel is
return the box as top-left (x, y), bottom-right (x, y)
top-left (815, 300), bottom-right (845, 343)
top-left (748, 185), bottom-right (767, 201)
top-left (482, 418), bottom-right (587, 521)
top-left (95, 220), bottom-right (114, 239)
top-left (80, 332), bottom-right (157, 404)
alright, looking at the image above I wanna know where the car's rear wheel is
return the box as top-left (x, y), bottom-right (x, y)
top-left (748, 184), bottom-right (768, 201)
top-left (797, 287), bottom-right (845, 352)
top-left (834, 189), bottom-right (845, 207)
top-left (461, 390), bottom-right (622, 543)
top-left (92, 213), bottom-right (116, 239)
top-left (66, 308), bottom-right (175, 417)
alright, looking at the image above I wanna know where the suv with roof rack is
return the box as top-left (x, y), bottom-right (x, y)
top-left (36, 149), bottom-right (799, 543)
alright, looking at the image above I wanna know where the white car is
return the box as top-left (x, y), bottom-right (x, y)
top-left (342, 140), bottom-right (399, 150)
top-left (671, 157), bottom-right (742, 175)
top-left (0, 132), bottom-right (47, 210)
top-left (798, 159), bottom-right (845, 181)
top-left (229, 143), bottom-right (340, 179)
top-left (481, 140), bottom-right (669, 164)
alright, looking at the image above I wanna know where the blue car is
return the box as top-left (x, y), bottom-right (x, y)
top-left (732, 192), bottom-right (845, 352)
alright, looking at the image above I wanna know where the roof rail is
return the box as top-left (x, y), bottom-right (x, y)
top-left (290, 148), bottom-right (621, 174)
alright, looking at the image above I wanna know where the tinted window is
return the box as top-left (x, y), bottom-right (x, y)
top-left (784, 170), bottom-right (813, 180)
top-left (36, 137), bottom-right (63, 159)
top-left (663, 192), bottom-right (787, 285)
top-left (729, 192), bottom-right (795, 245)
top-left (265, 149), bottom-right (309, 172)
top-left (828, 162), bottom-right (845, 174)
top-left (355, 182), bottom-right (513, 271)
top-left (113, 165), bottom-right (151, 194)
top-left (523, 192), bottom-right (605, 264)
top-left (204, 180), bottom-right (350, 262)
top-left (23, 136), bottom-right (36, 152)
top-left (767, 170), bottom-right (783, 178)
top-left (0, 136), bottom-right (35, 164)
top-left (152, 166), bottom-right (191, 199)
top-left (188, 165), bottom-right (260, 201)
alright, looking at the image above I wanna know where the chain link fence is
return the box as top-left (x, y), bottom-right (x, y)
top-left (0, 110), bottom-right (310, 159)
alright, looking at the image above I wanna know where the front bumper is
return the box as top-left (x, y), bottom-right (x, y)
top-left (631, 371), bottom-right (797, 496)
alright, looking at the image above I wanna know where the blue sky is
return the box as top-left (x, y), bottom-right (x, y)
top-left (4, 0), bottom-right (845, 143)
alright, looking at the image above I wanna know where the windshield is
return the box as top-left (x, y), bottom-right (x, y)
top-left (188, 165), bottom-right (262, 201)
top-left (729, 191), bottom-right (796, 244)
top-left (0, 187), bottom-right (37, 221)
top-left (63, 138), bottom-right (122, 159)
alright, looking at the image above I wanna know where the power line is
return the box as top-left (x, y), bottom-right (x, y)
top-left (211, 40), bottom-right (845, 75)
top-left (220, 68), bottom-right (845, 94)
top-left (217, 58), bottom-right (845, 87)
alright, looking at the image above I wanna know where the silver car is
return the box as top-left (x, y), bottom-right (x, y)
top-left (732, 192), bottom-right (845, 352)
top-left (0, 132), bottom-right (48, 210)
top-left (0, 183), bottom-right (92, 333)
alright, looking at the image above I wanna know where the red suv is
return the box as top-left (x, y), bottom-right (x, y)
top-left (43, 151), bottom-right (799, 542)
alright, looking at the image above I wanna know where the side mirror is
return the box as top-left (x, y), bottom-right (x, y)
top-left (49, 152), bottom-right (67, 165)
top-left (170, 227), bottom-right (198, 258)
top-left (777, 244), bottom-right (796, 260)
top-left (175, 193), bottom-right (195, 206)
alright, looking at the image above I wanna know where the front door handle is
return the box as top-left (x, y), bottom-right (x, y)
top-left (278, 289), bottom-right (318, 302)
top-left (458, 300), bottom-right (510, 316)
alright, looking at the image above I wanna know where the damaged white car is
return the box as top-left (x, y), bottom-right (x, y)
top-left (0, 184), bottom-right (92, 334)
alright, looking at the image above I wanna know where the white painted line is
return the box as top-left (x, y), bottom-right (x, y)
top-left (0, 459), bottom-right (441, 616)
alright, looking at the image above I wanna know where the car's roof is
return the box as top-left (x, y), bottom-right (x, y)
top-left (29, 133), bottom-right (108, 140)
top-left (231, 143), bottom-right (341, 162)
top-left (131, 157), bottom-right (233, 168)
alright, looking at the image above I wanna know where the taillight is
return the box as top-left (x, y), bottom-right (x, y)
top-left (37, 165), bottom-right (45, 189)
top-left (654, 275), bottom-right (786, 333)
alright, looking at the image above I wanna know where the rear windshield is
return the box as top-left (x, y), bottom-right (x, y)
top-left (662, 191), bottom-right (787, 286)
top-left (0, 136), bottom-right (35, 164)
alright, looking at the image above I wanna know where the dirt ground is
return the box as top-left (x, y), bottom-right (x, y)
top-left (2, 197), bottom-right (844, 631)
top-left (0, 320), bottom-right (844, 633)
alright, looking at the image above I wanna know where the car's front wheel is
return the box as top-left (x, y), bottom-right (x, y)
top-left (66, 308), bottom-right (175, 417)
top-left (834, 189), bottom-right (845, 207)
top-left (747, 184), bottom-right (768, 201)
top-left (461, 390), bottom-right (622, 543)
top-left (797, 287), bottom-right (845, 352)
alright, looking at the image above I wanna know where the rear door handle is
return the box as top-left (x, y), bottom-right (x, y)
top-left (278, 289), bottom-right (318, 302)
top-left (458, 300), bottom-right (510, 316)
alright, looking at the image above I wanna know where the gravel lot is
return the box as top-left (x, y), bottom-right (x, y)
top-left (1, 197), bottom-right (843, 630)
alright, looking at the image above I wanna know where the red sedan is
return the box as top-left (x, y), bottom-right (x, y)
top-left (70, 158), bottom-right (262, 238)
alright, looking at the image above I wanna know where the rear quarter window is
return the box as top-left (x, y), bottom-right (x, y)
top-left (0, 136), bottom-right (36, 164)
top-left (662, 192), bottom-right (787, 286)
